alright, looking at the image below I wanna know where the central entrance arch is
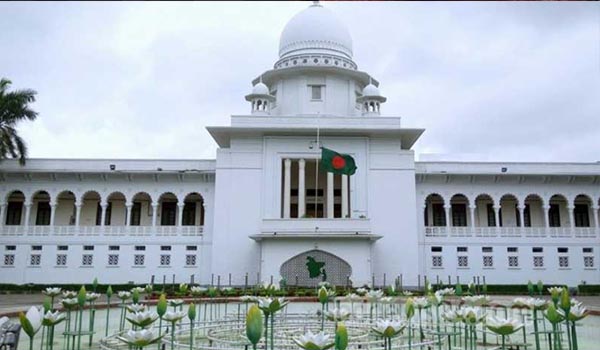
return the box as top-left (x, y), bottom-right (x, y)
top-left (280, 249), bottom-right (352, 287)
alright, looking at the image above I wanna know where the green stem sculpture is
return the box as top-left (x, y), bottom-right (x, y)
top-left (270, 313), bottom-right (274, 350)
top-left (533, 309), bottom-right (541, 350)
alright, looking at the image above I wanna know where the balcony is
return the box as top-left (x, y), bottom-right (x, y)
top-left (251, 218), bottom-right (379, 241)
top-left (0, 225), bottom-right (203, 239)
top-left (422, 226), bottom-right (598, 241)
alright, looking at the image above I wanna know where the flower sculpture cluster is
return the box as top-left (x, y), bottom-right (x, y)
top-left (11, 278), bottom-right (595, 350)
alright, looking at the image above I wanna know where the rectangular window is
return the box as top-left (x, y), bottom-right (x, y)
top-left (483, 256), bottom-right (493, 267)
top-left (130, 202), bottom-right (142, 226)
top-left (83, 245), bottom-right (94, 251)
top-left (310, 85), bottom-right (322, 100)
top-left (186, 255), bottom-right (197, 266)
top-left (574, 204), bottom-right (590, 227)
top-left (5, 245), bottom-right (16, 251)
top-left (533, 256), bottom-right (544, 268)
top-left (35, 202), bottom-right (51, 225)
top-left (161, 202), bottom-right (177, 226)
top-left (30, 254), bottom-right (41, 266)
top-left (451, 203), bottom-right (467, 227)
top-left (532, 247), bottom-right (543, 253)
top-left (186, 245), bottom-right (197, 251)
top-left (508, 256), bottom-right (519, 267)
top-left (583, 247), bottom-right (593, 253)
top-left (57, 245), bottom-right (68, 251)
top-left (457, 256), bottom-right (468, 267)
top-left (559, 256), bottom-right (569, 268)
top-left (135, 246), bottom-right (146, 251)
top-left (549, 204), bottom-right (561, 227)
top-left (31, 245), bottom-right (42, 251)
top-left (160, 255), bottom-right (171, 266)
top-left (457, 247), bottom-right (468, 252)
top-left (109, 245), bottom-right (120, 251)
top-left (557, 247), bottom-right (568, 253)
top-left (486, 204), bottom-right (496, 226)
top-left (432, 256), bottom-right (443, 267)
top-left (4, 254), bottom-right (15, 266)
top-left (108, 254), bottom-right (119, 266)
top-left (182, 202), bottom-right (196, 226)
top-left (82, 254), bottom-right (93, 266)
top-left (482, 247), bottom-right (493, 253)
top-left (134, 254), bottom-right (145, 266)
top-left (431, 246), bottom-right (442, 252)
top-left (507, 247), bottom-right (518, 253)
top-left (6, 202), bottom-right (23, 225)
top-left (432, 203), bottom-right (446, 226)
top-left (56, 254), bottom-right (67, 266)
top-left (584, 256), bottom-right (594, 268)
top-left (160, 246), bottom-right (171, 251)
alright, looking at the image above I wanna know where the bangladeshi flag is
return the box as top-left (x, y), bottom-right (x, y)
top-left (320, 147), bottom-right (357, 175)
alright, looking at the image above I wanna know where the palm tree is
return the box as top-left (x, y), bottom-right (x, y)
top-left (0, 78), bottom-right (38, 165)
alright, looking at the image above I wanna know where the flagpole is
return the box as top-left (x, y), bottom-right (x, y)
top-left (314, 113), bottom-right (320, 218)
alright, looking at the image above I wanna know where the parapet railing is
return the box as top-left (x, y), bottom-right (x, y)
top-left (423, 226), bottom-right (597, 239)
top-left (0, 225), bottom-right (203, 237)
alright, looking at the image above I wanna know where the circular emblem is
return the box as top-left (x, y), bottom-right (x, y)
top-left (332, 155), bottom-right (346, 169)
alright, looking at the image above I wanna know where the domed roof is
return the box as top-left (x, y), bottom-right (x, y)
top-left (252, 82), bottom-right (269, 95)
top-left (279, 2), bottom-right (353, 60)
top-left (362, 83), bottom-right (381, 97)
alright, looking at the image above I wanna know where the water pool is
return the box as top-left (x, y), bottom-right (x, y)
top-left (9, 300), bottom-right (600, 350)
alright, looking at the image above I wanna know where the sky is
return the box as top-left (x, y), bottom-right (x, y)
top-left (1, 1), bottom-right (598, 162)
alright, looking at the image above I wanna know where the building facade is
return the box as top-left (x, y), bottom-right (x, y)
top-left (1, 3), bottom-right (599, 287)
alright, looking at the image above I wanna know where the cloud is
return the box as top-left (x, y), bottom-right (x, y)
top-left (1, 1), bottom-right (598, 162)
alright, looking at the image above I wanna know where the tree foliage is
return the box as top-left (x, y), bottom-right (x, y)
top-left (0, 78), bottom-right (38, 165)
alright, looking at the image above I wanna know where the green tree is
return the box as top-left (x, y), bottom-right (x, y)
top-left (0, 78), bottom-right (38, 165)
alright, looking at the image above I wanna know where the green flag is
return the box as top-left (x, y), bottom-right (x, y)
top-left (320, 147), bottom-right (357, 175)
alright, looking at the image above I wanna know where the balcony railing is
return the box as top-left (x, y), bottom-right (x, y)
top-left (423, 226), bottom-right (598, 239)
top-left (0, 225), bottom-right (203, 237)
top-left (259, 218), bottom-right (372, 237)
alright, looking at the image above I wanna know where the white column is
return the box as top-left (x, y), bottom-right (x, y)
top-left (444, 205), bottom-right (451, 227)
top-left (0, 203), bottom-right (5, 227)
top-left (493, 205), bottom-right (500, 227)
top-left (518, 205), bottom-right (525, 227)
top-left (518, 205), bottom-right (525, 229)
top-left (568, 205), bottom-right (575, 230)
top-left (341, 174), bottom-right (349, 218)
top-left (23, 203), bottom-right (32, 227)
top-left (100, 203), bottom-right (107, 226)
top-left (151, 204), bottom-right (158, 226)
top-left (178, 204), bottom-right (185, 226)
top-left (125, 204), bottom-right (132, 226)
top-left (327, 172), bottom-right (334, 218)
top-left (298, 159), bottom-right (306, 218)
top-left (50, 203), bottom-right (57, 226)
top-left (75, 204), bottom-right (82, 227)
top-left (469, 205), bottom-right (476, 227)
top-left (283, 159), bottom-right (291, 219)
top-left (593, 206), bottom-right (599, 229)
top-left (543, 205), bottom-right (550, 229)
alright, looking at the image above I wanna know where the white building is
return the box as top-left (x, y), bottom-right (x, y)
top-left (1, 3), bottom-right (599, 287)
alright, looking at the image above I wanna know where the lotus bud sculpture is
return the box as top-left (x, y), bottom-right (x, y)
top-left (19, 306), bottom-right (42, 350)
top-left (245, 305), bottom-right (263, 350)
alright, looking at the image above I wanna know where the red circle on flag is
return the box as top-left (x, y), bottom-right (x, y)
top-left (332, 155), bottom-right (346, 169)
